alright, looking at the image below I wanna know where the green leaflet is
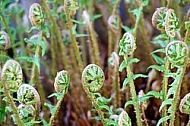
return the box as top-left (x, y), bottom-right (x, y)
top-left (156, 116), bottom-right (170, 126)
top-left (16, 56), bottom-right (40, 72)
top-left (25, 38), bottom-right (47, 57)
top-left (139, 91), bottom-right (162, 102)
top-left (148, 65), bottom-right (165, 72)
top-left (152, 54), bottom-right (165, 64)
top-left (72, 24), bottom-right (88, 37)
top-left (44, 103), bottom-right (55, 115)
top-left (124, 100), bottom-right (135, 108)
top-left (159, 98), bottom-right (173, 112)
top-left (122, 77), bottom-right (131, 91)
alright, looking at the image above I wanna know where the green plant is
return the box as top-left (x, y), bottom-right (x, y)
top-left (48, 70), bottom-right (70, 126)
top-left (1, 0), bottom-right (190, 125)
top-left (119, 32), bottom-right (147, 126)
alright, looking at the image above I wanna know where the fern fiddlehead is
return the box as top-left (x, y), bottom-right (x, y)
top-left (118, 110), bottom-right (132, 126)
top-left (18, 104), bottom-right (36, 123)
top-left (1, 60), bottom-right (24, 126)
top-left (82, 64), bottom-right (106, 125)
top-left (152, 7), bottom-right (179, 38)
top-left (0, 31), bottom-right (10, 51)
top-left (152, 7), bottom-right (168, 31)
top-left (119, 32), bottom-right (143, 126)
top-left (17, 84), bottom-right (41, 120)
top-left (165, 9), bottom-right (179, 38)
top-left (161, 40), bottom-right (189, 126)
top-left (179, 93), bottom-right (190, 115)
top-left (49, 70), bottom-right (70, 126)
top-left (29, 3), bottom-right (45, 26)
top-left (1, 59), bottom-right (23, 91)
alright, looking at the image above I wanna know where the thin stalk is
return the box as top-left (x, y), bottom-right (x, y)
top-left (85, 21), bottom-right (102, 67)
top-left (113, 64), bottom-right (121, 108)
top-left (169, 65), bottom-right (187, 126)
top-left (77, 8), bottom-right (87, 65)
top-left (50, 26), bottom-right (58, 76)
top-left (162, 59), bottom-right (169, 126)
top-left (185, 26), bottom-right (190, 44)
top-left (86, 90), bottom-right (106, 125)
top-left (29, 31), bottom-right (49, 121)
top-left (49, 92), bottom-right (66, 126)
top-left (40, 0), bottom-right (69, 71)
top-left (167, 0), bottom-right (171, 8)
top-left (186, 116), bottom-right (190, 126)
top-left (0, 9), bottom-right (17, 57)
top-left (133, 1), bottom-right (154, 66)
top-left (124, 55), bottom-right (142, 126)
top-left (2, 80), bottom-right (24, 126)
top-left (64, 0), bottom-right (83, 74)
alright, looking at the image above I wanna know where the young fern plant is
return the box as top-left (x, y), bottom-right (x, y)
top-left (82, 64), bottom-right (114, 125)
top-left (158, 41), bottom-right (189, 126)
top-left (1, 59), bottom-right (24, 126)
top-left (119, 32), bottom-right (147, 126)
top-left (48, 70), bottom-right (70, 126)
top-left (108, 52), bottom-right (121, 109)
top-left (17, 84), bottom-right (41, 124)
top-left (179, 93), bottom-right (190, 126)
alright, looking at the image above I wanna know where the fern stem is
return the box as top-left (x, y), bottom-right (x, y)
top-left (169, 65), bottom-right (187, 126)
top-left (125, 55), bottom-right (142, 126)
top-left (64, 0), bottom-right (83, 74)
top-left (29, 31), bottom-right (48, 121)
top-left (162, 58), bottom-right (169, 126)
top-left (86, 90), bottom-right (106, 125)
top-left (49, 92), bottom-right (66, 126)
top-left (40, 0), bottom-right (69, 71)
top-left (2, 80), bottom-right (24, 126)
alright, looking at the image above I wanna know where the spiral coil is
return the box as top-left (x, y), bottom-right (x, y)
top-left (152, 7), bottom-right (168, 31)
top-left (54, 70), bottom-right (70, 93)
top-left (18, 104), bottom-right (36, 122)
top-left (165, 9), bottom-right (179, 38)
top-left (29, 3), bottom-right (44, 26)
top-left (166, 41), bottom-right (189, 66)
top-left (82, 64), bottom-right (105, 92)
top-left (1, 60), bottom-right (23, 91)
top-left (17, 84), bottom-right (41, 111)
top-left (119, 32), bottom-right (136, 56)
top-left (179, 93), bottom-right (190, 114)
top-left (108, 52), bottom-right (119, 68)
top-left (0, 31), bottom-right (10, 50)
top-left (108, 15), bottom-right (120, 33)
top-left (118, 110), bottom-right (132, 126)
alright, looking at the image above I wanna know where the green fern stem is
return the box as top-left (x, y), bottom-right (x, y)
top-left (86, 21), bottom-right (102, 67)
top-left (169, 65), bottom-right (187, 126)
top-left (0, 9), bottom-right (17, 56)
top-left (2, 80), bottom-right (24, 126)
top-left (162, 58), bottom-right (169, 126)
top-left (40, 0), bottom-right (69, 71)
top-left (49, 92), bottom-right (67, 126)
top-left (124, 55), bottom-right (142, 126)
top-left (85, 89), bottom-right (106, 126)
top-left (29, 31), bottom-right (48, 121)
top-left (113, 65), bottom-right (121, 108)
top-left (64, 0), bottom-right (83, 74)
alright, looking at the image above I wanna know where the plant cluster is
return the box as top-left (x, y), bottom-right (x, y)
top-left (0, 0), bottom-right (190, 126)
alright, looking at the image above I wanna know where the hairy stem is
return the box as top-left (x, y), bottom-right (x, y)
top-left (162, 58), bottom-right (169, 126)
top-left (64, 0), bottom-right (83, 74)
top-left (124, 55), bottom-right (142, 126)
top-left (29, 31), bottom-right (48, 121)
top-left (49, 92), bottom-right (66, 126)
top-left (2, 80), bottom-right (24, 126)
top-left (41, 0), bottom-right (69, 71)
top-left (169, 66), bottom-right (187, 126)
